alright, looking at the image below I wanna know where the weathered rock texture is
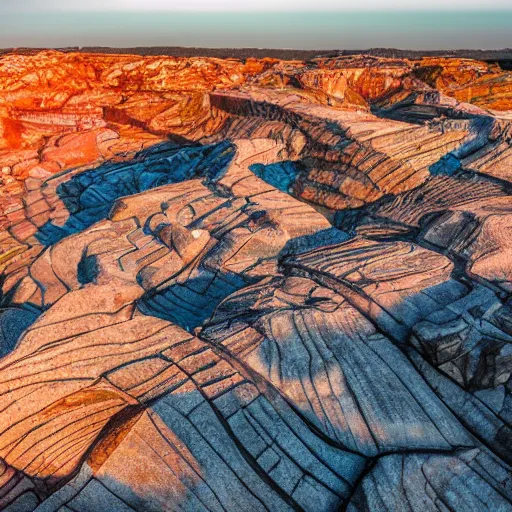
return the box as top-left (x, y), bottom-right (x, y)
top-left (0, 50), bottom-right (512, 511)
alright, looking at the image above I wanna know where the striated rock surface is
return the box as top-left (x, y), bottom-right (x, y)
top-left (0, 50), bottom-right (512, 511)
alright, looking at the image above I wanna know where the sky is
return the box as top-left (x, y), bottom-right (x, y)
top-left (8, 0), bottom-right (512, 10)
top-left (1, 1), bottom-right (511, 50)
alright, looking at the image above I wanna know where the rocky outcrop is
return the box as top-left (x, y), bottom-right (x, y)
top-left (0, 50), bottom-right (512, 511)
top-left (346, 448), bottom-right (512, 512)
top-left (210, 88), bottom-right (467, 210)
top-left (415, 57), bottom-right (512, 111)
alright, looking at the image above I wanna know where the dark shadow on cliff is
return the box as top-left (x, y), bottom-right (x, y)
top-left (35, 140), bottom-right (235, 247)
top-left (0, 305), bottom-right (41, 359)
top-left (137, 271), bottom-right (248, 332)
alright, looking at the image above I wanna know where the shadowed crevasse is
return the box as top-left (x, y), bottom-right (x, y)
top-left (35, 140), bottom-right (236, 246)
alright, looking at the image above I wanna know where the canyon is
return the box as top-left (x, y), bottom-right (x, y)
top-left (0, 49), bottom-right (512, 511)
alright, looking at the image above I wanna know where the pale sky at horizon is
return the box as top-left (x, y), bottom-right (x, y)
top-left (0, 2), bottom-right (511, 49)
top-left (7, 0), bottom-right (512, 11)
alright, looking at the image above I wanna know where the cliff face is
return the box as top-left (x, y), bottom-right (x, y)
top-left (0, 50), bottom-right (512, 512)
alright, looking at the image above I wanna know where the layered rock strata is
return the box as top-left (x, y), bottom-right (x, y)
top-left (0, 50), bottom-right (511, 511)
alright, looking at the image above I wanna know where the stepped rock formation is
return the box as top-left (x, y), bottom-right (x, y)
top-left (0, 49), bottom-right (512, 511)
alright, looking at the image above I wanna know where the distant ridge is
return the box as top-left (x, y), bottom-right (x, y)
top-left (1, 46), bottom-right (512, 68)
